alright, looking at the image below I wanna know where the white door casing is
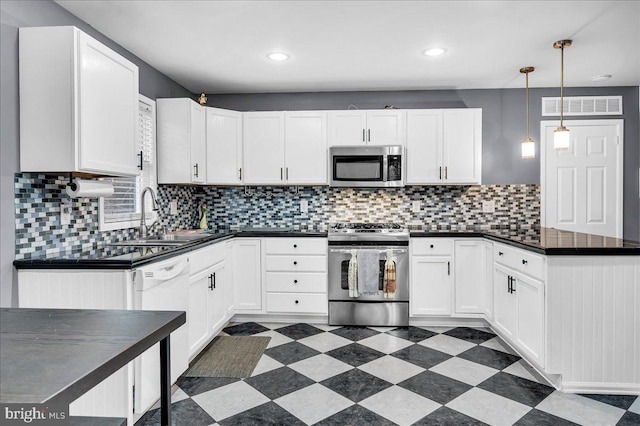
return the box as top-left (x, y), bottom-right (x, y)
top-left (541, 119), bottom-right (623, 238)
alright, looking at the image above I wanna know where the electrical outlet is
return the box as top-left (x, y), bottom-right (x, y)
top-left (412, 200), bottom-right (421, 213)
top-left (170, 200), bottom-right (178, 215)
top-left (482, 200), bottom-right (495, 213)
top-left (300, 200), bottom-right (309, 213)
top-left (60, 198), bottom-right (71, 226)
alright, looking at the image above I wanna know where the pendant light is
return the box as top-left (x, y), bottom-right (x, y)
top-left (520, 66), bottom-right (535, 159)
top-left (553, 39), bottom-right (572, 150)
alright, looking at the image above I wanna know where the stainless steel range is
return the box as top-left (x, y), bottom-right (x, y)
top-left (328, 222), bottom-right (409, 326)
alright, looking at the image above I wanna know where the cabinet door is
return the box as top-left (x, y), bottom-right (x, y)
top-left (206, 108), bottom-right (242, 184)
top-left (454, 241), bottom-right (485, 314)
top-left (406, 110), bottom-right (443, 184)
top-left (493, 265), bottom-right (516, 340)
top-left (188, 267), bottom-right (211, 358)
top-left (328, 111), bottom-right (367, 146)
top-left (77, 32), bottom-right (139, 176)
top-left (483, 242), bottom-right (494, 321)
top-left (224, 243), bottom-right (235, 319)
top-left (443, 109), bottom-right (482, 184)
top-left (366, 110), bottom-right (406, 146)
top-left (243, 112), bottom-right (285, 184)
top-left (208, 262), bottom-right (227, 335)
top-left (233, 239), bottom-right (262, 311)
top-left (157, 99), bottom-right (192, 184)
top-left (410, 256), bottom-right (452, 316)
top-left (190, 102), bottom-right (206, 183)
top-left (285, 111), bottom-right (328, 184)
top-left (515, 273), bottom-right (545, 367)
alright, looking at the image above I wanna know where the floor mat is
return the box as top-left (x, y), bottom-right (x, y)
top-left (184, 336), bottom-right (271, 378)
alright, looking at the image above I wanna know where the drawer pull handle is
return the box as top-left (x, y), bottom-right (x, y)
top-left (294, 280), bottom-right (298, 284)
top-left (293, 244), bottom-right (298, 248)
top-left (430, 244), bottom-right (434, 248)
top-left (293, 261), bottom-right (298, 265)
top-left (295, 300), bottom-right (299, 304)
top-left (522, 259), bottom-right (528, 265)
top-left (498, 251), bottom-right (504, 256)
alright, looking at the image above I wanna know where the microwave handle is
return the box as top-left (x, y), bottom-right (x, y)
top-left (382, 154), bottom-right (388, 182)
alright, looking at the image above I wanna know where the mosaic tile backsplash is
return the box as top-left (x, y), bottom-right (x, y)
top-left (14, 173), bottom-right (539, 259)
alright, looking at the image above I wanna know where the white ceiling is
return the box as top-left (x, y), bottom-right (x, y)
top-left (55, 0), bottom-right (640, 94)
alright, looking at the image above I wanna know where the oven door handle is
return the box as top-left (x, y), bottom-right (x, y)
top-left (329, 247), bottom-right (408, 255)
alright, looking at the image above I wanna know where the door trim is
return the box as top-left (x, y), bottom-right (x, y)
top-left (540, 119), bottom-right (624, 238)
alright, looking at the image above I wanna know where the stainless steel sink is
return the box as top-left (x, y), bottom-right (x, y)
top-left (108, 234), bottom-right (209, 247)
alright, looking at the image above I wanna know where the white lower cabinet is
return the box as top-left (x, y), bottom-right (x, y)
top-left (232, 239), bottom-right (263, 311)
top-left (410, 256), bottom-right (452, 315)
top-left (492, 244), bottom-right (546, 368)
top-left (188, 266), bottom-right (211, 356)
top-left (265, 238), bottom-right (328, 315)
top-left (454, 240), bottom-right (485, 314)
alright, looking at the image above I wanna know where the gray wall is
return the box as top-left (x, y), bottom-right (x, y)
top-left (0, 0), bottom-right (192, 307)
top-left (209, 87), bottom-right (639, 239)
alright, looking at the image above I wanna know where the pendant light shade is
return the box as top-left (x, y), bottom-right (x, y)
top-left (519, 66), bottom-right (535, 159)
top-left (553, 39), bottom-right (572, 150)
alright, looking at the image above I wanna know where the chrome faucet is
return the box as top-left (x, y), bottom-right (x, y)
top-left (140, 187), bottom-right (159, 238)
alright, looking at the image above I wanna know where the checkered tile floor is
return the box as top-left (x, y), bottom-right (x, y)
top-left (136, 323), bottom-right (640, 426)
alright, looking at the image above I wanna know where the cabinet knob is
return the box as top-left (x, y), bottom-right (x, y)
top-left (295, 300), bottom-right (299, 304)
top-left (293, 261), bottom-right (297, 265)
top-left (294, 280), bottom-right (298, 284)
top-left (430, 244), bottom-right (434, 248)
top-left (522, 259), bottom-right (528, 265)
top-left (293, 244), bottom-right (298, 248)
top-left (498, 251), bottom-right (504, 256)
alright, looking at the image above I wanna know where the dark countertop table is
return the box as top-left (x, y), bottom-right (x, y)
top-left (12, 227), bottom-right (640, 271)
top-left (0, 308), bottom-right (186, 425)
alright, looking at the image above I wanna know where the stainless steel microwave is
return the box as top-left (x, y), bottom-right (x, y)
top-left (329, 145), bottom-right (404, 187)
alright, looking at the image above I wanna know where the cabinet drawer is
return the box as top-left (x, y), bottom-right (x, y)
top-left (189, 243), bottom-right (225, 274)
top-left (493, 243), bottom-right (514, 268)
top-left (265, 238), bottom-right (327, 255)
top-left (513, 250), bottom-right (545, 280)
top-left (266, 272), bottom-right (327, 293)
top-left (265, 255), bottom-right (327, 272)
top-left (266, 292), bottom-right (328, 314)
top-left (412, 238), bottom-right (453, 256)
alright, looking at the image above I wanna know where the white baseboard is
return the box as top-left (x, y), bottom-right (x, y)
top-left (232, 314), bottom-right (328, 324)
top-left (561, 382), bottom-right (640, 396)
top-left (409, 317), bottom-right (488, 327)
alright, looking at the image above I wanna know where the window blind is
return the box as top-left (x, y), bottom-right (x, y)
top-left (100, 97), bottom-right (156, 226)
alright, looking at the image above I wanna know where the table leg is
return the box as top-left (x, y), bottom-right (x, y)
top-left (160, 335), bottom-right (171, 426)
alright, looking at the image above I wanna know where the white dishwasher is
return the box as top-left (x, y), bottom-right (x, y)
top-left (134, 256), bottom-right (190, 414)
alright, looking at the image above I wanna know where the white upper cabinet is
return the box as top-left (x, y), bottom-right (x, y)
top-left (328, 110), bottom-right (405, 146)
top-left (206, 108), bottom-right (243, 185)
top-left (19, 26), bottom-right (139, 176)
top-left (406, 108), bottom-right (482, 184)
top-left (243, 112), bottom-right (286, 185)
top-left (284, 111), bottom-right (328, 185)
top-left (157, 98), bottom-right (206, 184)
top-left (243, 111), bottom-right (328, 185)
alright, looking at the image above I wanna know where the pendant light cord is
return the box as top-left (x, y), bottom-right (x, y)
top-left (525, 72), bottom-right (530, 138)
top-left (560, 43), bottom-right (565, 128)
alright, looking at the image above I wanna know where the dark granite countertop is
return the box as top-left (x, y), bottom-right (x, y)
top-left (13, 230), bottom-right (328, 270)
top-left (13, 227), bottom-right (640, 270)
top-left (410, 227), bottom-right (640, 255)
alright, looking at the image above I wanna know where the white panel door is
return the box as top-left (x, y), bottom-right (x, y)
top-left (243, 112), bottom-right (285, 184)
top-left (78, 32), bottom-right (139, 175)
top-left (410, 256), bottom-right (452, 316)
top-left (206, 108), bottom-right (243, 184)
top-left (542, 120), bottom-right (623, 238)
top-left (285, 111), bottom-right (328, 184)
top-left (190, 102), bottom-right (206, 183)
top-left (366, 110), bottom-right (406, 146)
top-left (328, 111), bottom-right (367, 146)
top-left (493, 265), bottom-right (516, 340)
top-left (514, 272), bottom-right (545, 367)
top-left (188, 267), bottom-right (211, 358)
top-left (406, 110), bottom-right (443, 184)
top-left (208, 262), bottom-right (227, 335)
top-left (443, 109), bottom-right (482, 184)
top-left (233, 239), bottom-right (262, 311)
top-left (454, 241), bottom-right (485, 314)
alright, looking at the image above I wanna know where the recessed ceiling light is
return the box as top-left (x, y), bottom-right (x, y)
top-left (423, 47), bottom-right (446, 57)
top-left (267, 52), bottom-right (290, 61)
top-left (591, 74), bottom-right (612, 82)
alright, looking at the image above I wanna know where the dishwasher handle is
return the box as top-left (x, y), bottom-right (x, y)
top-left (137, 259), bottom-right (189, 288)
